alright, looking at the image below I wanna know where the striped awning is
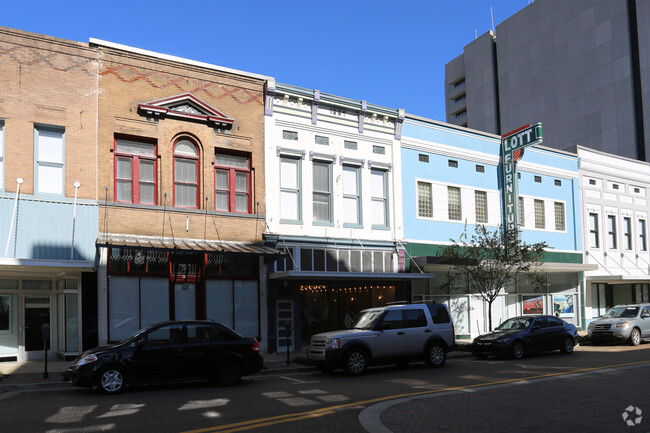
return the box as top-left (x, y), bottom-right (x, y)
top-left (97, 233), bottom-right (284, 256)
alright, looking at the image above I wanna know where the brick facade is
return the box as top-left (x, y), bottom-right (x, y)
top-left (0, 27), bottom-right (98, 199)
top-left (95, 42), bottom-right (268, 242)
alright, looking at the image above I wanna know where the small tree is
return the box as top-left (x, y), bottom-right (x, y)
top-left (440, 224), bottom-right (548, 331)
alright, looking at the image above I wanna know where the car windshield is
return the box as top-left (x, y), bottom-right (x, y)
top-left (351, 310), bottom-right (384, 330)
top-left (604, 307), bottom-right (639, 318)
top-left (496, 317), bottom-right (532, 330)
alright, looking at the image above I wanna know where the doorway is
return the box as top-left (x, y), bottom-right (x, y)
top-left (24, 296), bottom-right (51, 359)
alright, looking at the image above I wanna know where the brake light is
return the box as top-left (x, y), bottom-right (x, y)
top-left (251, 340), bottom-right (260, 352)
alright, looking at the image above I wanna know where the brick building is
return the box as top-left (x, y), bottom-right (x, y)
top-left (91, 39), bottom-right (280, 350)
top-left (0, 27), bottom-right (99, 361)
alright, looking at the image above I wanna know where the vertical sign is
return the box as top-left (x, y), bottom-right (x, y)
top-left (502, 123), bottom-right (543, 230)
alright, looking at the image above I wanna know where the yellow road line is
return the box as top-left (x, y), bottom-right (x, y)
top-left (182, 359), bottom-right (650, 433)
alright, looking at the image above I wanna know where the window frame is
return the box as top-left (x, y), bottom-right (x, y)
top-left (554, 202), bottom-right (565, 231)
top-left (447, 186), bottom-right (462, 221)
top-left (417, 181), bottom-right (433, 219)
top-left (639, 219), bottom-right (647, 252)
top-left (623, 217), bottom-right (633, 250)
top-left (519, 196), bottom-right (525, 227)
top-left (173, 138), bottom-right (200, 209)
top-left (589, 213), bottom-right (600, 249)
top-left (279, 156), bottom-right (302, 224)
top-left (214, 152), bottom-right (251, 214)
top-left (534, 199), bottom-right (545, 229)
top-left (312, 160), bottom-right (333, 225)
top-left (114, 137), bottom-right (158, 205)
top-left (475, 190), bottom-right (488, 224)
top-left (342, 164), bottom-right (362, 227)
top-left (607, 215), bottom-right (617, 249)
top-left (370, 168), bottom-right (389, 229)
top-left (34, 124), bottom-right (65, 196)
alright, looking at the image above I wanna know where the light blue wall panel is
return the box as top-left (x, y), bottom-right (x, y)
top-left (0, 195), bottom-right (98, 261)
top-left (401, 118), bottom-right (582, 254)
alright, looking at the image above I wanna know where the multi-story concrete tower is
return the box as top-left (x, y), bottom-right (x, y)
top-left (446, 0), bottom-right (650, 161)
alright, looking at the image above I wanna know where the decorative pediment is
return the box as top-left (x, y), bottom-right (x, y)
top-left (138, 93), bottom-right (234, 128)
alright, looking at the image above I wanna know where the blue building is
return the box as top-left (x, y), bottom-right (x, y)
top-left (400, 115), bottom-right (595, 339)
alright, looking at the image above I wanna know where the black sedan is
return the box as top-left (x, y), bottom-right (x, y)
top-left (64, 320), bottom-right (263, 394)
top-left (472, 315), bottom-right (578, 359)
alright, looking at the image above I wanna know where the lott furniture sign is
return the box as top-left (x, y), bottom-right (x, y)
top-left (502, 123), bottom-right (543, 230)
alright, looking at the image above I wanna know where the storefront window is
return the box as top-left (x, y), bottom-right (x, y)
top-left (0, 294), bottom-right (17, 355)
top-left (108, 276), bottom-right (140, 341)
top-left (57, 293), bottom-right (78, 352)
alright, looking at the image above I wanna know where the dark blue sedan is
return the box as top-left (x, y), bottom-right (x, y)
top-left (472, 315), bottom-right (578, 359)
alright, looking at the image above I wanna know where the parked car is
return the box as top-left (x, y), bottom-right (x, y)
top-left (63, 320), bottom-right (263, 394)
top-left (472, 315), bottom-right (578, 359)
top-left (587, 303), bottom-right (650, 346)
top-left (308, 302), bottom-right (455, 376)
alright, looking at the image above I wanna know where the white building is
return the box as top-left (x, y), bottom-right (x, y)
top-left (263, 81), bottom-right (430, 351)
top-left (579, 146), bottom-right (650, 323)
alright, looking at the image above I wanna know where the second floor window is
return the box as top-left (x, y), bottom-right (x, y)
top-left (607, 215), bottom-right (617, 249)
top-left (115, 138), bottom-right (156, 204)
top-left (589, 213), bottom-right (599, 248)
top-left (475, 191), bottom-right (487, 223)
top-left (417, 182), bottom-right (433, 218)
top-left (173, 139), bottom-right (199, 208)
top-left (639, 219), bottom-right (647, 251)
top-left (624, 217), bottom-right (632, 250)
top-left (371, 169), bottom-right (389, 228)
top-left (554, 202), bottom-right (565, 231)
top-left (35, 125), bottom-right (64, 195)
top-left (519, 197), bottom-right (525, 227)
top-left (215, 153), bottom-right (251, 213)
top-left (313, 162), bottom-right (332, 223)
top-left (342, 165), bottom-right (361, 226)
top-left (534, 199), bottom-right (545, 229)
top-left (448, 186), bottom-right (462, 221)
top-left (280, 157), bottom-right (301, 222)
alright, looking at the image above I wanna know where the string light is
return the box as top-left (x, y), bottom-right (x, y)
top-left (299, 285), bottom-right (395, 293)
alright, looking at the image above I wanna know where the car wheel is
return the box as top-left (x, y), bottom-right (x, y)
top-left (218, 359), bottom-right (242, 386)
top-left (560, 336), bottom-right (575, 354)
top-left (97, 365), bottom-right (126, 394)
top-left (343, 348), bottom-right (368, 376)
top-left (629, 328), bottom-right (641, 346)
top-left (511, 340), bottom-right (525, 359)
top-left (424, 342), bottom-right (446, 368)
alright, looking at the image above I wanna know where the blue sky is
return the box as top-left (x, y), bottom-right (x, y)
top-left (2, 0), bottom-right (530, 122)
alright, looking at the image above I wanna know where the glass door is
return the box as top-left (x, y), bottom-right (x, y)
top-left (24, 296), bottom-right (51, 360)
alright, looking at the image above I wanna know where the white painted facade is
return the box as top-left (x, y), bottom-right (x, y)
top-left (264, 82), bottom-right (404, 245)
top-left (578, 146), bottom-right (650, 323)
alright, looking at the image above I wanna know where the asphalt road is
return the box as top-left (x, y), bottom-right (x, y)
top-left (1, 344), bottom-right (649, 433)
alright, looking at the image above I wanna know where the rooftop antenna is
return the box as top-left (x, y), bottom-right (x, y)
top-left (475, 29), bottom-right (478, 39)
top-left (491, 6), bottom-right (495, 32)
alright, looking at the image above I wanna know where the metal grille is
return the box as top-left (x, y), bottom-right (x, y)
top-left (372, 145), bottom-right (385, 154)
top-left (554, 202), bottom-right (565, 231)
top-left (475, 191), bottom-right (487, 223)
top-left (344, 140), bottom-right (357, 150)
top-left (417, 182), bottom-right (432, 218)
top-left (315, 135), bottom-right (329, 146)
top-left (448, 186), bottom-right (462, 221)
top-left (282, 130), bottom-right (298, 140)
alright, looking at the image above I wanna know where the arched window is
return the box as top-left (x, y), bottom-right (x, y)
top-left (173, 138), bottom-right (199, 208)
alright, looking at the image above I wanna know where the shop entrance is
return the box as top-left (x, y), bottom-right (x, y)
top-left (24, 297), bottom-right (51, 359)
top-left (300, 284), bottom-right (396, 345)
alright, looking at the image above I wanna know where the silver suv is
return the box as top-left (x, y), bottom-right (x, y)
top-left (307, 302), bottom-right (455, 376)
top-left (587, 303), bottom-right (650, 346)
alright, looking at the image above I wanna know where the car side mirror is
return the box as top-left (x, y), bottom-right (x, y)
top-left (642, 312), bottom-right (650, 319)
top-left (532, 324), bottom-right (541, 331)
top-left (135, 338), bottom-right (145, 348)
